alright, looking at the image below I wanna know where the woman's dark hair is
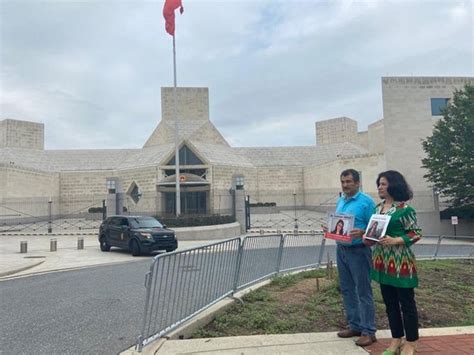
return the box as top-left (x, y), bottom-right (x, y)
top-left (332, 219), bottom-right (345, 235)
top-left (376, 170), bottom-right (413, 201)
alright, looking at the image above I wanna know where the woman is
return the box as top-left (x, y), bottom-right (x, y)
top-left (331, 219), bottom-right (345, 235)
top-left (366, 221), bottom-right (379, 239)
top-left (364, 170), bottom-right (421, 355)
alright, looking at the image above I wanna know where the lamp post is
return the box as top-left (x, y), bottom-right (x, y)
top-left (48, 197), bottom-right (52, 233)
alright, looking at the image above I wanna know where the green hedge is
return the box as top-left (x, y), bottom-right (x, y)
top-left (440, 204), bottom-right (474, 220)
top-left (155, 214), bottom-right (236, 228)
top-left (249, 202), bottom-right (276, 207)
top-left (88, 206), bottom-right (127, 213)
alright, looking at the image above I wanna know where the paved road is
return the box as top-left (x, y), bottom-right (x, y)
top-left (2, 239), bottom-right (472, 355)
top-left (1, 260), bottom-right (152, 355)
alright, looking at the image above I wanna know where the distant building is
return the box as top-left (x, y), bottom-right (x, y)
top-left (1, 76), bottom-right (473, 234)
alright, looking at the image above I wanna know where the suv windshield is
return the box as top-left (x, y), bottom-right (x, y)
top-left (129, 217), bottom-right (163, 229)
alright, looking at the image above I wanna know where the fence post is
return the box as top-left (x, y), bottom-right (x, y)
top-left (245, 195), bottom-right (251, 232)
top-left (317, 237), bottom-right (327, 266)
top-left (50, 238), bottom-right (57, 252)
top-left (102, 199), bottom-right (106, 221)
top-left (232, 238), bottom-right (245, 293)
top-left (48, 198), bottom-right (52, 233)
top-left (137, 268), bottom-right (154, 353)
top-left (433, 235), bottom-right (444, 260)
top-left (275, 234), bottom-right (285, 274)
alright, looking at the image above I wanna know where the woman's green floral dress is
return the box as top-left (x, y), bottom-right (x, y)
top-left (371, 201), bottom-right (422, 288)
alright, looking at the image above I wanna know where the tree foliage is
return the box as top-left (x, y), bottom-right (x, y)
top-left (422, 84), bottom-right (474, 208)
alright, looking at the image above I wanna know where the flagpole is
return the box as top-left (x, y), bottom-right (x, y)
top-left (173, 34), bottom-right (181, 217)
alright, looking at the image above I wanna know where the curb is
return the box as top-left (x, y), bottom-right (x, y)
top-left (0, 257), bottom-right (46, 278)
top-left (0, 232), bottom-right (97, 236)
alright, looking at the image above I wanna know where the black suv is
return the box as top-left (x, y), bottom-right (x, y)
top-left (98, 216), bottom-right (178, 256)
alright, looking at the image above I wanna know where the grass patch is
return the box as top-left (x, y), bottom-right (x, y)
top-left (192, 259), bottom-right (474, 338)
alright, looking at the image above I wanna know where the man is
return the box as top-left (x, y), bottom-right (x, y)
top-left (334, 169), bottom-right (376, 346)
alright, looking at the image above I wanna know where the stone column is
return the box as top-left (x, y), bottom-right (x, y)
top-left (106, 177), bottom-right (124, 217)
top-left (235, 188), bottom-right (246, 234)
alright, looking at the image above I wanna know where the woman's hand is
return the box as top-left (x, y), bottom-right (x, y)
top-left (378, 236), bottom-right (403, 245)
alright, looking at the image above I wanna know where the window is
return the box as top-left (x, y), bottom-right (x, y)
top-left (106, 179), bottom-right (116, 193)
top-left (431, 98), bottom-right (449, 116)
top-left (166, 145), bottom-right (204, 165)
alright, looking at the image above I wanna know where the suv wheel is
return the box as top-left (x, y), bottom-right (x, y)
top-left (99, 236), bottom-right (111, 252)
top-left (130, 239), bottom-right (141, 256)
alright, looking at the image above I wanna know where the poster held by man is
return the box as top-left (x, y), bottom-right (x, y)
top-left (324, 213), bottom-right (354, 243)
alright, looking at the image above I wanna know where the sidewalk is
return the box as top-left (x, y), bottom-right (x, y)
top-left (2, 234), bottom-right (473, 354)
top-left (0, 234), bottom-right (217, 278)
top-left (126, 327), bottom-right (474, 354)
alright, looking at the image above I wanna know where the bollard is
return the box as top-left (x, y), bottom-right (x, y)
top-left (77, 237), bottom-right (84, 250)
top-left (50, 238), bottom-right (57, 252)
top-left (20, 241), bottom-right (28, 253)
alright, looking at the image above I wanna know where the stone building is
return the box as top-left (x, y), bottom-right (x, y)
top-left (1, 76), bottom-right (473, 234)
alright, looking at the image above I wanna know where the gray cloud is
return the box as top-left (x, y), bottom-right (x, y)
top-left (1, 0), bottom-right (472, 149)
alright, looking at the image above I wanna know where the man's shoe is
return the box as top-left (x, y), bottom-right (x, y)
top-left (355, 334), bottom-right (377, 346)
top-left (337, 329), bottom-right (361, 338)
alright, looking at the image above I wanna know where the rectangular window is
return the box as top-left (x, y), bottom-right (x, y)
top-left (431, 98), bottom-right (449, 116)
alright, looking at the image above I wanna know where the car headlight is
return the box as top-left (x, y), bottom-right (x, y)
top-left (139, 232), bottom-right (152, 239)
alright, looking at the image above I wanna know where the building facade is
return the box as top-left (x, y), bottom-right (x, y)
top-left (1, 77), bottom-right (472, 234)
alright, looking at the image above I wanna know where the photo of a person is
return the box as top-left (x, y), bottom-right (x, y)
top-left (366, 221), bottom-right (379, 239)
top-left (331, 219), bottom-right (345, 235)
top-left (323, 212), bottom-right (354, 243)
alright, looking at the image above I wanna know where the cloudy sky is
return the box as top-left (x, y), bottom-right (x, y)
top-left (1, 0), bottom-right (473, 150)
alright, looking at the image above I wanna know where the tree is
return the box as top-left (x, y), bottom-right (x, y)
top-left (422, 84), bottom-right (474, 208)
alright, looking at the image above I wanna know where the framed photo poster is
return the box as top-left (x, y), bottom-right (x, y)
top-left (364, 214), bottom-right (391, 242)
top-left (324, 213), bottom-right (354, 243)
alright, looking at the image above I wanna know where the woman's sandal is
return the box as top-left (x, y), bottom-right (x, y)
top-left (382, 340), bottom-right (403, 355)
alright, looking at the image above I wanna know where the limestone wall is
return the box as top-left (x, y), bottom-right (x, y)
top-left (0, 165), bottom-right (59, 198)
top-left (161, 87), bottom-right (209, 122)
top-left (210, 165), bottom-right (256, 214)
top-left (59, 171), bottom-right (111, 214)
top-left (315, 117), bottom-right (358, 145)
top-left (382, 77), bottom-right (474, 192)
top-left (0, 165), bottom-right (60, 219)
top-left (118, 166), bottom-right (160, 214)
top-left (303, 154), bottom-right (386, 207)
top-left (355, 131), bottom-right (368, 149)
top-left (368, 119), bottom-right (385, 154)
top-left (0, 119), bottom-right (44, 150)
top-left (254, 166), bottom-right (305, 208)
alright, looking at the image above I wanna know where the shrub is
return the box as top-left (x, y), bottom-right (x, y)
top-left (155, 214), bottom-right (236, 227)
top-left (88, 207), bottom-right (103, 213)
top-left (249, 202), bottom-right (276, 207)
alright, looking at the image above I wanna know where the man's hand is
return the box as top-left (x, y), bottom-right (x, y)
top-left (349, 228), bottom-right (365, 239)
top-left (362, 236), bottom-right (376, 247)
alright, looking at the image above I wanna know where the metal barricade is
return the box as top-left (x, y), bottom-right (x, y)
top-left (137, 238), bottom-right (241, 352)
top-left (279, 233), bottom-right (325, 273)
top-left (434, 235), bottom-right (474, 259)
top-left (235, 234), bottom-right (283, 290)
top-left (136, 233), bottom-right (474, 352)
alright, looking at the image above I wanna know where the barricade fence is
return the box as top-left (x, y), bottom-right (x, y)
top-left (137, 233), bottom-right (474, 352)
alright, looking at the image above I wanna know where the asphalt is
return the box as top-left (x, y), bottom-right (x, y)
top-left (1, 234), bottom-right (473, 354)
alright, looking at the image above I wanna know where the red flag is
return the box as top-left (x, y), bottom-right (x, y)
top-left (163, 0), bottom-right (184, 36)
